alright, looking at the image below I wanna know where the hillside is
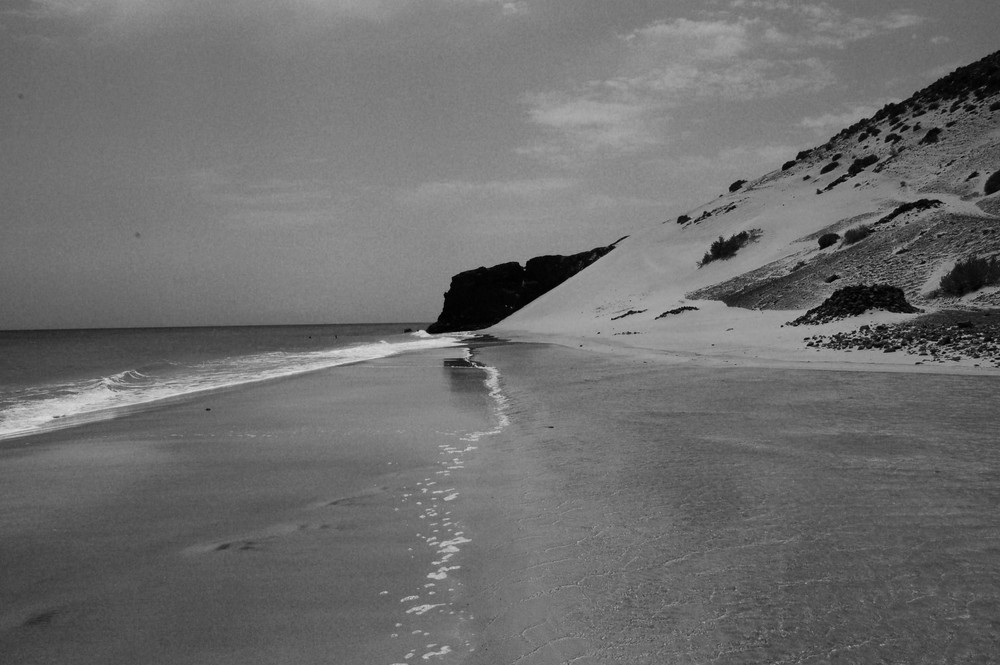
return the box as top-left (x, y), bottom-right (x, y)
top-left (491, 50), bottom-right (1000, 369)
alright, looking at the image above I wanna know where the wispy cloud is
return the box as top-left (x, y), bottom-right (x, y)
top-left (728, 1), bottom-right (927, 48)
top-left (398, 177), bottom-right (580, 207)
top-left (1, 0), bottom-right (527, 45)
top-left (518, 4), bottom-right (928, 165)
top-left (518, 91), bottom-right (666, 162)
top-left (798, 100), bottom-right (895, 133)
top-left (183, 168), bottom-right (339, 226)
top-left (396, 175), bottom-right (661, 236)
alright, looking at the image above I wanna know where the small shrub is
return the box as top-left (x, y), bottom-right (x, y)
top-left (729, 179), bottom-right (747, 193)
top-left (842, 225), bottom-right (872, 245)
top-left (795, 149), bottom-right (813, 160)
top-left (820, 161), bottom-right (840, 174)
top-left (818, 232), bottom-right (840, 249)
top-left (985, 169), bottom-right (1000, 196)
top-left (677, 214), bottom-right (691, 224)
top-left (920, 127), bottom-right (942, 144)
top-left (655, 306), bottom-right (699, 319)
top-left (885, 133), bottom-right (902, 144)
top-left (781, 160), bottom-right (797, 171)
top-left (849, 154), bottom-right (879, 175)
top-left (823, 174), bottom-right (851, 192)
top-left (990, 101), bottom-right (1000, 112)
top-left (939, 255), bottom-right (1000, 296)
top-left (698, 229), bottom-right (761, 267)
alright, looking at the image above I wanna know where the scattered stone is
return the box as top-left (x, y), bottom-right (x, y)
top-left (801, 309), bottom-right (1000, 365)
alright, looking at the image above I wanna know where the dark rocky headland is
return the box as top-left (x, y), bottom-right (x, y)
top-left (427, 240), bottom-right (623, 333)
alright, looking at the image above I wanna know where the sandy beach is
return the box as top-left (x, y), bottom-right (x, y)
top-left (3, 338), bottom-right (1000, 664)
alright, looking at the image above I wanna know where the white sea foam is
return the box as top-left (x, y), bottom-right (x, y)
top-left (461, 363), bottom-right (510, 442)
top-left (0, 334), bottom-right (467, 441)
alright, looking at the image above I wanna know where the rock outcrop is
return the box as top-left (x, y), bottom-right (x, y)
top-left (427, 241), bottom-right (622, 333)
top-left (787, 284), bottom-right (922, 326)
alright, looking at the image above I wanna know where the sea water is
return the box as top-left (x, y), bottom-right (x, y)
top-left (0, 324), bottom-right (466, 441)
top-left (0, 331), bottom-right (509, 665)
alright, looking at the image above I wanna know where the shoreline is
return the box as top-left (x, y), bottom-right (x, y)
top-left (0, 347), bottom-right (497, 665)
top-left (5, 336), bottom-right (1000, 663)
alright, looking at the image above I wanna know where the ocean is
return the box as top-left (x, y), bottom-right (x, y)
top-left (0, 324), bottom-right (466, 442)
top-left (0, 324), bottom-right (508, 664)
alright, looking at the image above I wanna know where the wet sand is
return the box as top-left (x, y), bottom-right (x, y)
top-left (0, 348), bottom-right (495, 665)
top-left (4, 340), bottom-right (1000, 664)
top-left (463, 341), bottom-right (1000, 664)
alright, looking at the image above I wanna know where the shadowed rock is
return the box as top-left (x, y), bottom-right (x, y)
top-left (427, 240), bottom-right (623, 333)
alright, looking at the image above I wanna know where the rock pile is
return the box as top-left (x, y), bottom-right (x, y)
top-left (787, 284), bottom-right (921, 326)
top-left (802, 313), bottom-right (1000, 367)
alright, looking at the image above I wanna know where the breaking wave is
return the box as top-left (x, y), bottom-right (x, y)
top-left (0, 335), bottom-right (466, 441)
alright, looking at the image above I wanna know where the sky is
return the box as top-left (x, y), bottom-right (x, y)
top-left (2, 1), bottom-right (998, 329)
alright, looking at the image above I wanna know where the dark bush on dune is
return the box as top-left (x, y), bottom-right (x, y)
top-left (842, 225), bottom-right (872, 245)
top-left (939, 255), bottom-right (1000, 296)
top-left (698, 230), bottom-right (761, 267)
top-left (847, 154), bottom-right (879, 176)
top-left (818, 232), bottom-right (840, 249)
top-left (985, 169), bottom-right (1000, 196)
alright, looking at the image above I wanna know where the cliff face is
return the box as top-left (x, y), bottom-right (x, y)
top-left (426, 242), bottom-right (621, 333)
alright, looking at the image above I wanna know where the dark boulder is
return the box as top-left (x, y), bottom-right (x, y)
top-left (427, 241), bottom-right (621, 333)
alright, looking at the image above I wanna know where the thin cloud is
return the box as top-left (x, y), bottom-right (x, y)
top-left (184, 169), bottom-right (336, 214)
top-left (521, 92), bottom-right (665, 158)
top-left (399, 177), bottom-right (580, 207)
top-left (519, 3), bottom-right (929, 166)
top-left (798, 101), bottom-right (895, 132)
top-left (728, 1), bottom-right (928, 49)
top-left (627, 18), bottom-right (754, 62)
top-left (3, 0), bottom-right (525, 45)
top-left (625, 56), bottom-right (833, 100)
